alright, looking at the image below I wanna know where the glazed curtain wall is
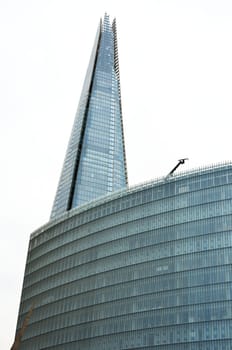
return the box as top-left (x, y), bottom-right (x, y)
top-left (17, 165), bottom-right (232, 349)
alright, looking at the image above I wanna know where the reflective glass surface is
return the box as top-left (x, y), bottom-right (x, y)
top-left (50, 15), bottom-right (127, 219)
top-left (16, 164), bottom-right (232, 349)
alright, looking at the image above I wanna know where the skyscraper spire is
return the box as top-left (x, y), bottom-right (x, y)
top-left (50, 14), bottom-right (127, 219)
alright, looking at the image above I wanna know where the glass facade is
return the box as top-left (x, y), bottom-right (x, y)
top-left (16, 163), bottom-right (232, 349)
top-left (50, 14), bottom-right (127, 219)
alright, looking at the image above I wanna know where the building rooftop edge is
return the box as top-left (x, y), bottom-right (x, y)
top-left (31, 161), bottom-right (232, 239)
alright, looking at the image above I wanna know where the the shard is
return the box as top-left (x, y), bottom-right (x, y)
top-left (50, 14), bottom-right (127, 219)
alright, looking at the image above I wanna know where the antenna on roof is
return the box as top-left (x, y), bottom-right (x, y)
top-left (166, 158), bottom-right (189, 178)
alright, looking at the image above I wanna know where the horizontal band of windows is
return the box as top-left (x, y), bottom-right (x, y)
top-left (24, 230), bottom-right (232, 286)
top-left (21, 250), bottom-right (232, 302)
top-left (26, 222), bottom-right (232, 275)
top-left (19, 264), bottom-right (231, 319)
top-left (19, 281), bottom-right (232, 327)
top-left (28, 208), bottom-right (232, 264)
top-left (20, 316), bottom-right (232, 345)
top-left (18, 331), bottom-right (232, 350)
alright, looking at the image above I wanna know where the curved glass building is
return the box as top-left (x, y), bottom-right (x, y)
top-left (14, 14), bottom-right (232, 350)
top-left (16, 163), bottom-right (232, 349)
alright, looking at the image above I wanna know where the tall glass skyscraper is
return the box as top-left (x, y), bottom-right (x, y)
top-left (14, 14), bottom-right (232, 350)
top-left (50, 14), bottom-right (127, 220)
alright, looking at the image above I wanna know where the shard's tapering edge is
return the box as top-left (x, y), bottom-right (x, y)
top-left (50, 21), bottom-right (102, 219)
top-left (66, 20), bottom-right (103, 212)
top-left (112, 18), bottom-right (128, 184)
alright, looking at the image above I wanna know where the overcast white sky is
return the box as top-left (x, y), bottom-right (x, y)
top-left (1, 0), bottom-right (232, 348)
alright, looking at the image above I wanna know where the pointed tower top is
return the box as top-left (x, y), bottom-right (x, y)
top-left (50, 15), bottom-right (127, 219)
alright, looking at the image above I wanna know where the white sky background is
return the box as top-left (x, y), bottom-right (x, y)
top-left (1, 0), bottom-right (232, 347)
